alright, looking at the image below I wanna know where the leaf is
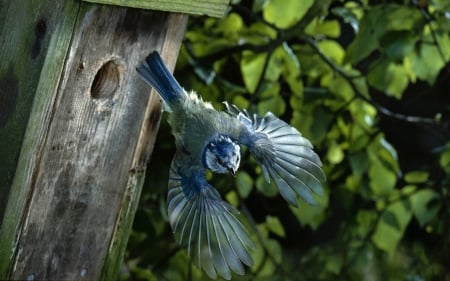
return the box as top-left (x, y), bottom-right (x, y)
top-left (368, 160), bottom-right (397, 196)
top-left (408, 34), bottom-right (450, 84)
top-left (256, 175), bottom-right (278, 197)
top-left (327, 75), bottom-right (354, 102)
top-left (382, 210), bottom-right (401, 230)
top-left (266, 215), bottom-right (286, 238)
top-left (372, 200), bottom-right (412, 256)
top-left (318, 40), bottom-right (345, 65)
top-left (252, 0), bottom-right (269, 12)
top-left (325, 254), bottom-right (344, 274)
top-left (278, 43), bottom-right (303, 96)
top-left (385, 5), bottom-right (424, 31)
top-left (257, 94), bottom-right (286, 116)
top-left (349, 151), bottom-right (369, 176)
top-left (131, 267), bottom-right (158, 281)
top-left (367, 134), bottom-right (400, 175)
top-left (345, 6), bottom-right (387, 63)
top-left (440, 144), bottom-right (450, 173)
top-left (241, 51), bottom-right (268, 93)
top-left (380, 31), bottom-right (417, 60)
top-left (216, 12), bottom-right (243, 38)
top-left (409, 189), bottom-right (441, 227)
top-left (291, 107), bottom-right (333, 144)
top-left (367, 59), bottom-right (409, 99)
top-left (232, 95), bottom-right (250, 109)
top-left (404, 171), bottom-right (429, 184)
top-left (236, 171), bottom-right (253, 198)
top-left (332, 6), bottom-right (360, 32)
top-left (263, 0), bottom-right (313, 29)
top-left (345, 4), bottom-right (424, 64)
top-left (246, 22), bottom-right (277, 44)
top-left (225, 190), bottom-right (239, 207)
top-left (265, 239), bottom-right (282, 264)
top-left (327, 141), bottom-right (344, 164)
top-left (290, 188), bottom-right (328, 230)
top-left (307, 19), bottom-right (341, 38)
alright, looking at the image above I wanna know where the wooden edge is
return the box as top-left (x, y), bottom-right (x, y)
top-left (82, 0), bottom-right (230, 17)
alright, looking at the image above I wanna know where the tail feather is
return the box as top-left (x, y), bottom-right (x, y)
top-left (136, 51), bottom-right (185, 105)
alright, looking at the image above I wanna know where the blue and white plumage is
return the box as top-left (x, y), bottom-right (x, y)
top-left (137, 51), bottom-right (325, 279)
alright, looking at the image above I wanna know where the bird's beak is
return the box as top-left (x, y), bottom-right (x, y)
top-left (228, 167), bottom-right (236, 177)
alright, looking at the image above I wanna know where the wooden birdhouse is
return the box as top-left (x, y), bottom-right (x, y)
top-left (0, 0), bottom-right (228, 279)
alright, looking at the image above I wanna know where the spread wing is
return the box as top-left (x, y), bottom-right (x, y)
top-left (225, 102), bottom-right (326, 207)
top-left (167, 154), bottom-right (254, 280)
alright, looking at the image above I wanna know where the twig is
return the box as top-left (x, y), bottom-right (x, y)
top-left (302, 35), bottom-right (449, 129)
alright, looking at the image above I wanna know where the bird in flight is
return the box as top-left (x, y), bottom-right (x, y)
top-left (137, 51), bottom-right (325, 280)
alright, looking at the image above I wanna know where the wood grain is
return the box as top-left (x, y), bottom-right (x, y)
top-left (82, 0), bottom-right (230, 17)
top-left (2, 3), bottom-right (187, 280)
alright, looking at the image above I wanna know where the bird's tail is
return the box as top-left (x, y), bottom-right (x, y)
top-left (136, 51), bottom-right (185, 105)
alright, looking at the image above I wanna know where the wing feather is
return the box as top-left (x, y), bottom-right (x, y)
top-left (167, 156), bottom-right (254, 280)
top-left (225, 102), bottom-right (326, 206)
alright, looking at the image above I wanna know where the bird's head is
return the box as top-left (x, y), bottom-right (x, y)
top-left (203, 135), bottom-right (241, 176)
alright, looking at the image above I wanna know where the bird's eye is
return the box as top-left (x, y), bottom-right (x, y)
top-left (216, 157), bottom-right (223, 165)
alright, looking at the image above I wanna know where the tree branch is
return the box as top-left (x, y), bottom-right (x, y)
top-left (302, 35), bottom-right (449, 129)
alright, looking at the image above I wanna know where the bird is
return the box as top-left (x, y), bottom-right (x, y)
top-left (136, 51), bottom-right (325, 280)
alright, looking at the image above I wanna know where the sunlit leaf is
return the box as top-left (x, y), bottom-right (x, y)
top-left (372, 200), bottom-right (412, 256)
top-left (225, 190), bottom-right (239, 207)
top-left (232, 95), bottom-right (250, 109)
top-left (327, 75), bottom-right (354, 102)
top-left (404, 171), bottom-right (429, 184)
top-left (408, 34), bottom-right (450, 84)
top-left (266, 215), bottom-right (286, 237)
top-left (327, 141), bottom-right (345, 164)
top-left (307, 19), bottom-right (341, 38)
top-left (263, 0), bottom-right (313, 29)
top-left (368, 159), bottom-right (397, 196)
top-left (257, 94), bottom-right (285, 116)
top-left (241, 51), bottom-right (268, 93)
top-left (318, 40), bottom-right (345, 65)
top-left (245, 22), bottom-right (278, 44)
top-left (217, 13), bottom-right (243, 35)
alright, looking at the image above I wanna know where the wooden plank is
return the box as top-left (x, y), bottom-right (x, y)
top-left (100, 13), bottom-right (188, 280)
top-left (0, 0), bottom-right (81, 278)
top-left (0, 2), bottom-right (187, 280)
top-left (82, 0), bottom-right (229, 17)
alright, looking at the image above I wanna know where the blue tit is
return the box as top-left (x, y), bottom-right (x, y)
top-left (137, 51), bottom-right (325, 280)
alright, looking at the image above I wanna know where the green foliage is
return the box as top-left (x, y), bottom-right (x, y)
top-left (122, 0), bottom-right (450, 280)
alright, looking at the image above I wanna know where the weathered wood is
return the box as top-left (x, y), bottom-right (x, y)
top-left (0, 0), bottom-right (187, 279)
top-left (82, 0), bottom-right (230, 17)
top-left (0, 0), bottom-right (81, 277)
